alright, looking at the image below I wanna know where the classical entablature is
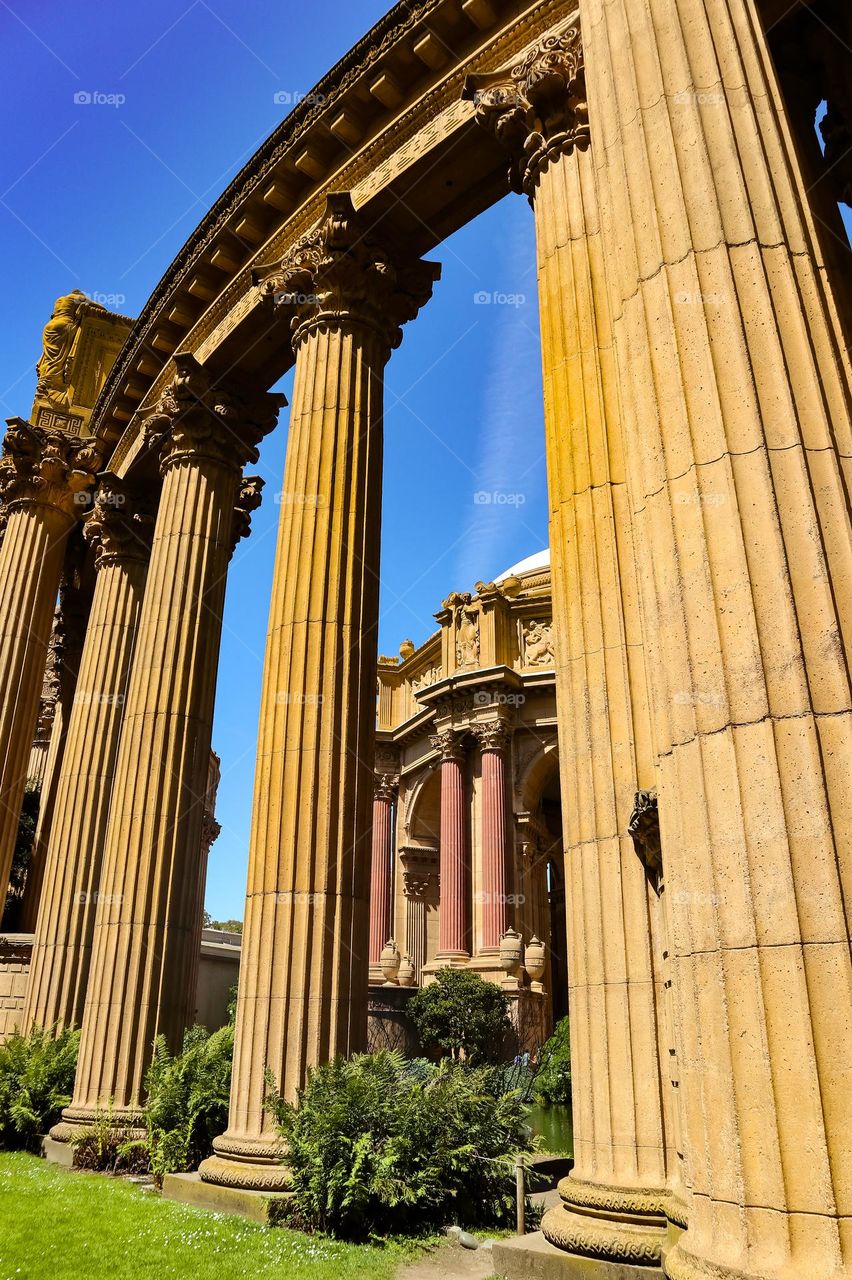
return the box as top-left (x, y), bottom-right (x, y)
top-left (94, 0), bottom-right (576, 471)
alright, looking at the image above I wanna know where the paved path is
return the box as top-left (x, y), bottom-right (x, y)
top-left (396, 1240), bottom-right (499, 1280)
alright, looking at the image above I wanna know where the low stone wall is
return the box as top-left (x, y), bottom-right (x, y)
top-left (0, 933), bottom-right (32, 1039)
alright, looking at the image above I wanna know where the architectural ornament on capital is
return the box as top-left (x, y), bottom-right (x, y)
top-left (471, 719), bottom-right (512, 753)
top-left (463, 24), bottom-right (588, 196)
top-left (0, 417), bottom-right (102, 519)
top-left (83, 474), bottom-right (154, 570)
top-left (429, 728), bottom-right (466, 763)
top-left (229, 475), bottom-right (265, 556)
top-left (374, 772), bottom-right (399, 804)
top-left (256, 192), bottom-right (441, 358)
top-left (142, 353), bottom-right (286, 476)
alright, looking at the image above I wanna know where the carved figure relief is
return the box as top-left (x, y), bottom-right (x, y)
top-left (523, 618), bottom-right (554, 666)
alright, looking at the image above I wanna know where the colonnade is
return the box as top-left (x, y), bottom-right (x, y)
top-left (1, 3), bottom-right (850, 1278)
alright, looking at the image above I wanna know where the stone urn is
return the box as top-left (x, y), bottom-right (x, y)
top-left (397, 953), bottom-right (416, 987)
top-left (524, 934), bottom-right (546, 984)
top-left (380, 938), bottom-right (401, 985)
top-left (499, 927), bottom-right (524, 976)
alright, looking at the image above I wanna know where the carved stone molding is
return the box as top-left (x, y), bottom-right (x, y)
top-left (143, 353), bottom-right (286, 476)
top-left (464, 25), bottom-right (588, 196)
top-left (541, 1203), bottom-right (664, 1265)
top-left (83, 474), bottom-right (154, 570)
top-left (374, 772), bottom-right (399, 803)
top-left (0, 418), bottom-right (101, 520)
top-left (472, 720), bottom-right (512, 753)
top-left (629, 789), bottom-right (662, 877)
top-left (440, 590), bottom-right (481, 668)
top-left (229, 475), bottom-right (265, 556)
top-left (429, 728), bottom-right (466, 762)
top-left (522, 617), bottom-right (554, 666)
top-left (257, 193), bottom-right (440, 358)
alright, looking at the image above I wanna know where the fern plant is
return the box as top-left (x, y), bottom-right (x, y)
top-left (265, 1049), bottom-right (535, 1238)
top-left (143, 1022), bottom-right (234, 1185)
top-left (0, 1023), bottom-right (79, 1149)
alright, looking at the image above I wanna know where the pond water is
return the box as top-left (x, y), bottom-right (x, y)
top-left (526, 1102), bottom-right (573, 1156)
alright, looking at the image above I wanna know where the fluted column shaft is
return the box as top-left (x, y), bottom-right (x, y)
top-left (369, 784), bottom-right (394, 966)
top-left (436, 737), bottom-right (468, 958)
top-left (0, 424), bottom-right (99, 900)
top-left (467, 26), bottom-right (672, 1265)
top-left (579, 1), bottom-right (852, 1276)
top-left (200, 196), bottom-right (439, 1192)
top-left (475, 725), bottom-right (509, 950)
top-left (53, 360), bottom-right (277, 1136)
top-left (23, 481), bottom-right (151, 1032)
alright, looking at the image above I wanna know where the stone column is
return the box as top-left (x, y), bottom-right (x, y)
top-left (0, 420), bottom-right (100, 902)
top-left (53, 357), bottom-right (280, 1141)
top-left (199, 194), bottom-right (439, 1192)
top-left (368, 774), bottom-right (396, 972)
top-left (431, 729), bottom-right (469, 961)
top-left (403, 872), bottom-right (429, 984)
top-left (581, 2), bottom-right (852, 1277)
top-left (468, 26), bottom-right (671, 1268)
top-left (23, 477), bottom-right (152, 1033)
top-left (472, 721), bottom-right (510, 950)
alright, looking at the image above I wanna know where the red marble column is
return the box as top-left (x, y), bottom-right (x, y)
top-left (368, 775), bottom-right (395, 966)
top-left (432, 730), bottom-right (468, 958)
top-left (474, 721), bottom-right (511, 949)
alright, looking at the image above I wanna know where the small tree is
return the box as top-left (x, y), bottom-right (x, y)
top-left (407, 967), bottom-right (512, 1065)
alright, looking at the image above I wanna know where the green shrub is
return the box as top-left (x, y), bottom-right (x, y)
top-left (407, 967), bottom-right (513, 1065)
top-left (72, 1102), bottom-right (149, 1174)
top-left (0, 1023), bottom-right (79, 1149)
top-left (142, 1023), bottom-right (234, 1185)
top-left (533, 1017), bottom-right (571, 1106)
top-left (265, 1049), bottom-right (534, 1238)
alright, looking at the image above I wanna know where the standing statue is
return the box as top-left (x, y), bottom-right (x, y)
top-left (35, 290), bottom-right (92, 404)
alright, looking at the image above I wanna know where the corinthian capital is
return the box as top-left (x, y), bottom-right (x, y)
top-left (429, 729), bottom-right (466, 763)
top-left (0, 418), bottom-right (102, 520)
top-left (472, 720), bottom-right (512, 753)
top-left (463, 25), bottom-right (588, 196)
top-left (83, 474), bottom-right (154, 570)
top-left (143, 354), bottom-right (286, 476)
top-left (257, 193), bottom-right (441, 359)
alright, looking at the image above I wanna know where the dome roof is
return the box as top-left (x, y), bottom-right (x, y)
top-left (495, 548), bottom-right (550, 582)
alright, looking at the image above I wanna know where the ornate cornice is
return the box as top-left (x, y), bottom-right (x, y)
top-left (143, 354), bottom-right (286, 475)
top-left (256, 193), bottom-right (440, 358)
top-left (92, 0), bottom-right (571, 450)
top-left (0, 419), bottom-right (101, 520)
top-left (83, 474), bottom-right (154, 570)
top-left (464, 24), bottom-right (588, 195)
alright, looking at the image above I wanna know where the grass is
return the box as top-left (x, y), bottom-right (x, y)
top-left (0, 1151), bottom-right (430, 1280)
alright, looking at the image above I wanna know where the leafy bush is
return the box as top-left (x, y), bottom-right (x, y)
top-left (533, 1017), bottom-right (571, 1106)
top-left (142, 1023), bottom-right (234, 1185)
top-left (407, 967), bottom-right (513, 1065)
top-left (0, 1023), bottom-right (79, 1149)
top-left (265, 1049), bottom-right (534, 1238)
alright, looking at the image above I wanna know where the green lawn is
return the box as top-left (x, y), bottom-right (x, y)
top-left (0, 1152), bottom-right (427, 1280)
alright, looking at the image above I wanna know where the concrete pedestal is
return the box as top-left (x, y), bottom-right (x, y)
top-left (493, 1233), bottom-right (662, 1280)
top-left (162, 1172), bottom-right (291, 1225)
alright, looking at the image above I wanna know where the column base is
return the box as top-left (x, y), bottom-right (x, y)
top-left (493, 1231), bottom-right (662, 1279)
top-left (199, 1131), bottom-right (290, 1192)
top-left (49, 1103), bottom-right (146, 1150)
top-left (163, 1172), bottom-right (291, 1224)
top-left (541, 1176), bottom-right (669, 1270)
top-left (422, 952), bottom-right (470, 979)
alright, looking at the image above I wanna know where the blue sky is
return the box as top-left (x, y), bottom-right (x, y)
top-left (0, 0), bottom-right (548, 918)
